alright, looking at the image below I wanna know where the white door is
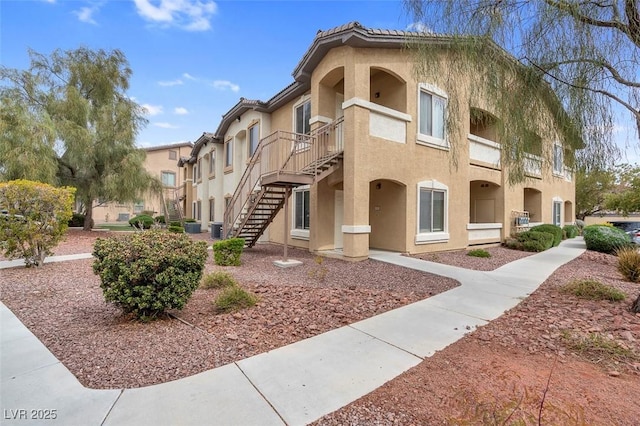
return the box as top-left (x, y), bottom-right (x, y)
top-left (334, 190), bottom-right (344, 250)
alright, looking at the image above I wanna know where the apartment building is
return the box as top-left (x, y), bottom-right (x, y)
top-left (181, 22), bottom-right (579, 260)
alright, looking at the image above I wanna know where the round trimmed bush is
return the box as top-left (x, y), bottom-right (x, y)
top-left (128, 214), bottom-right (154, 229)
top-left (155, 215), bottom-right (166, 224)
top-left (517, 230), bottom-right (554, 252)
top-left (530, 224), bottom-right (563, 246)
top-left (168, 225), bottom-right (185, 233)
top-left (563, 224), bottom-right (579, 239)
top-left (583, 225), bottom-right (630, 254)
top-left (92, 230), bottom-right (208, 320)
top-left (68, 212), bottom-right (85, 227)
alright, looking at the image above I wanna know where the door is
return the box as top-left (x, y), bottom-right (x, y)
top-left (334, 190), bottom-right (344, 250)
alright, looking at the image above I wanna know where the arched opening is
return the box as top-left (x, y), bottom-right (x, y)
top-left (524, 188), bottom-right (543, 224)
top-left (318, 67), bottom-right (345, 122)
top-left (469, 180), bottom-right (502, 223)
top-left (564, 200), bottom-right (573, 224)
top-left (469, 108), bottom-right (499, 142)
top-left (369, 179), bottom-right (406, 251)
top-left (468, 179), bottom-right (503, 244)
top-left (369, 67), bottom-right (407, 113)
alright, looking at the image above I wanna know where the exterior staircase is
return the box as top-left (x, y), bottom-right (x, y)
top-left (224, 117), bottom-right (343, 248)
top-left (161, 186), bottom-right (185, 225)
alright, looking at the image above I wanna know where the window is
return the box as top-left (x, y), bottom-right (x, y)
top-left (169, 150), bottom-right (177, 160)
top-left (161, 171), bottom-right (176, 187)
top-left (192, 164), bottom-right (198, 181)
top-left (553, 144), bottom-right (564, 175)
top-left (291, 187), bottom-right (310, 239)
top-left (209, 149), bottom-right (215, 175)
top-left (417, 84), bottom-right (447, 147)
top-left (249, 124), bottom-right (260, 158)
top-left (295, 100), bottom-right (311, 135)
top-left (133, 201), bottom-right (144, 214)
top-left (197, 158), bottom-right (202, 181)
top-left (419, 189), bottom-right (445, 233)
top-left (416, 180), bottom-right (449, 243)
top-left (225, 139), bottom-right (233, 170)
top-left (553, 201), bottom-right (562, 226)
top-left (209, 198), bottom-right (215, 222)
top-left (193, 200), bottom-right (201, 221)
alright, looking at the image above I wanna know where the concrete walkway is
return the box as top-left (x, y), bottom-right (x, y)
top-left (1, 238), bottom-right (586, 425)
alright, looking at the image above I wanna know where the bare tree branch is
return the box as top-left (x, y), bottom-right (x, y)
top-left (539, 58), bottom-right (640, 87)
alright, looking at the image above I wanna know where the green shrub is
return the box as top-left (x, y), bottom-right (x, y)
top-left (583, 225), bottom-right (630, 254)
top-left (92, 230), bottom-right (208, 320)
top-left (563, 224), bottom-right (579, 239)
top-left (214, 285), bottom-right (258, 312)
top-left (141, 210), bottom-right (156, 216)
top-left (616, 246), bottom-right (640, 282)
top-left (128, 214), bottom-right (154, 229)
top-left (68, 212), bottom-right (85, 227)
top-left (0, 180), bottom-right (75, 267)
top-left (169, 221), bottom-right (182, 227)
top-left (213, 238), bottom-right (245, 266)
top-left (560, 279), bottom-right (625, 301)
top-left (530, 224), bottom-right (563, 246)
top-left (155, 215), bottom-right (166, 224)
top-left (517, 230), bottom-right (554, 252)
top-left (201, 271), bottom-right (237, 289)
top-left (184, 218), bottom-right (196, 223)
top-left (467, 249), bottom-right (491, 258)
top-left (168, 225), bottom-right (184, 233)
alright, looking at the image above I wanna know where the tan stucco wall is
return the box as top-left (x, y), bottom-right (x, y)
top-left (187, 42), bottom-right (577, 258)
top-left (93, 144), bottom-right (191, 223)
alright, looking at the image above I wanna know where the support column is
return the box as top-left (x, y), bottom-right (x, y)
top-left (273, 186), bottom-right (302, 268)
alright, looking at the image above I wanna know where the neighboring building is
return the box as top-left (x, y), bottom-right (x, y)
top-left (93, 142), bottom-right (193, 223)
top-left (181, 22), bottom-right (579, 260)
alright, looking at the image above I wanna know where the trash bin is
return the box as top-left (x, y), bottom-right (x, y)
top-left (211, 222), bottom-right (223, 239)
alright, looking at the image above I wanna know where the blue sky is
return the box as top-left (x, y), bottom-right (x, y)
top-left (2, 0), bottom-right (412, 148)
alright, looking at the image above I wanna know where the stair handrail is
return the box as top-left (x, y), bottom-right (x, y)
top-left (223, 117), bottom-right (344, 239)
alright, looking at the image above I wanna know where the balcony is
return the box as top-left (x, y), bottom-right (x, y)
top-left (468, 134), bottom-right (501, 169)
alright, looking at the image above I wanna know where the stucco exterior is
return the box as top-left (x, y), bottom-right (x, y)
top-left (183, 22), bottom-right (578, 259)
top-left (93, 142), bottom-right (192, 223)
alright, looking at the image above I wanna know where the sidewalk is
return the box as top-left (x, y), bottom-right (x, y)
top-left (1, 238), bottom-right (586, 425)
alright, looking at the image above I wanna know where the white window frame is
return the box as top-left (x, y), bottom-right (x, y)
top-left (209, 148), bottom-right (215, 176)
top-left (224, 139), bottom-right (233, 171)
top-left (553, 143), bottom-right (564, 176)
top-left (552, 197), bottom-right (562, 226)
top-left (291, 185), bottom-right (310, 240)
top-left (209, 198), bottom-right (215, 222)
top-left (248, 124), bottom-right (260, 158)
top-left (416, 180), bottom-right (450, 244)
top-left (292, 96), bottom-right (312, 153)
top-left (161, 171), bottom-right (176, 187)
top-left (417, 83), bottom-right (448, 150)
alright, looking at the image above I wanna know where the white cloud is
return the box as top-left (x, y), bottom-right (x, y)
top-left (133, 0), bottom-right (217, 32)
top-left (158, 79), bottom-right (184, 87)
top-left (182, 72), bottom-right (196, 80)
top-left (154, 122), bottom-right (179, 129)
top-left (212, 80), bottom-right (240, 92)
top-left (142, 104), bottom-right (164, 116)
top-left (74, 7), bottom-right (98, 24)
top-left (406, 22), bottom-right (433, 34)
top-left (174, 107), bottom-right (189, 115)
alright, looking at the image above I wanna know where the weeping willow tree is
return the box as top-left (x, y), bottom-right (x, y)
top-left (404, 0), bottom-right (639, 180)
top-left (1, 47), bottom-right (160, 230)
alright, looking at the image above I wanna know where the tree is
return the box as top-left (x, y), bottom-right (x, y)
top-left (404, 0), bottom-right (639, 173)
top-left (0, 48), bottom-right (159, 230)
top-left (0, 180), bottom-right (75, 267)
top-left (575, 166), bottom-right (616, 219)
top-left (603, 164), bottom-right (640, 213)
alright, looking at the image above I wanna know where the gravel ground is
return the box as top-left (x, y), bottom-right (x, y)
top-left (0, 230), bottom-right (458, 389)
top-left (3, 230), bottom-right (639, 424)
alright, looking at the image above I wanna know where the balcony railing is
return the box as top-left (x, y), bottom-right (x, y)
top-left (223, 117), bottom-right (344, 238)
